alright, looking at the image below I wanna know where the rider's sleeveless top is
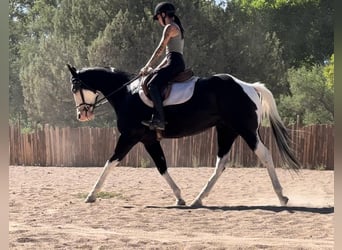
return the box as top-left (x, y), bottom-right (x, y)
top-left (166, 24), bottom-right (184, 55)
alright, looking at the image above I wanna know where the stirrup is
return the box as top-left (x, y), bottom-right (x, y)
top-left (141, 119), bottom-right (166, 131)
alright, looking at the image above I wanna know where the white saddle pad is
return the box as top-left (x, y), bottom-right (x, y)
top-left (131, 76), bottom-right (199, 108)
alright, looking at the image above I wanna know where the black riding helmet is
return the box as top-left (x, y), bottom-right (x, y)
top-left (153, 2), bottom-right (176, 20)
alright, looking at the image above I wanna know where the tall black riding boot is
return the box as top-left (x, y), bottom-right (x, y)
top-left (142, 84), bottom-right (166, 130)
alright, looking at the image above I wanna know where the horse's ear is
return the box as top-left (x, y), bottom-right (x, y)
top-left (67, 64), bottom-right (78, 77)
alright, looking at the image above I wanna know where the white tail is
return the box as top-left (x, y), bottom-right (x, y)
top-left (253, 83), bottom-right (300, 170)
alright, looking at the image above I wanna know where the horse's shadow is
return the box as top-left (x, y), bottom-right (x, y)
top-left (145, 205), bottom-right (334, 214)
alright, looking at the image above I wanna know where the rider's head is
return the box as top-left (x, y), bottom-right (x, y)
top-left (153, 2), bottom-right (176, 21)
top-left (153, 2), bottom-right (184, 38)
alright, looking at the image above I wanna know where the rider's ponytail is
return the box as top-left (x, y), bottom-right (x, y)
top-left (173, 15), bottom-right (184, 39)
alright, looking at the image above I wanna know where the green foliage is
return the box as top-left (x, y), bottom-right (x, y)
top-left (266, 0), bottom-right (333, 67)
top-left (234, 0), bottom-right (320, 9)
top-left (75, 191), bottom-right (126, 200)
top-left (88, 9), bottom-right (150, 72)
top-left (323, 54), bottom-right (334, 90)
top-left (279, 65), bottom-right (333, 125)
top-left (232, 0), bottom-right (333, 67)
top-left (140, 158), bottom-right (151, 168)
top-left (9, 0), bottom-right (334, 126)
top-left (222, 4), bottom-right (289, 95)
top-left (9, 0), bottom-right (32, 122)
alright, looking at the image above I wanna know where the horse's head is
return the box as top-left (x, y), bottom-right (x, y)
top-left (67, 64), bottom-right (99, 122)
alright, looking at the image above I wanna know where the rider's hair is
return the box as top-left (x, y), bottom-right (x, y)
top-left (155, 2), bottom-right (184, 39)
top-left (172, 14), bottom-right (184, 39)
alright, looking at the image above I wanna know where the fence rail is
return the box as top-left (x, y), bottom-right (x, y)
top-left (9, 123), bottom-right (334, 170)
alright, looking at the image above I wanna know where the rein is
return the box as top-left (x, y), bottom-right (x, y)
top-left (93, 74), bottom-right (141, 109)
top-left (74, 74), bottom-right (141, 110)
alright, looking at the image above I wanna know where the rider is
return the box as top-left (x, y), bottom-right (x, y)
top-left (140, 2), bottom-right (185, 131)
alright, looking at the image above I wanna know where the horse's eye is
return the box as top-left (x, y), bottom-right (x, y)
top-left (71, 85), bottom-right (78, 93)
top-left (71, 78), bottom-right (79, 85)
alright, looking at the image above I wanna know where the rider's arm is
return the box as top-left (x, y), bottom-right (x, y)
top-left (142, 24), bottom-right (178, 72)
top-left (156, 57), bottom-right (168, 69)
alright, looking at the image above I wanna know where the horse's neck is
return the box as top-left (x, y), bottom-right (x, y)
top-left (98, 72), bottom-right (127, 94)
top-left (101, 73), bottom-right (130, 112)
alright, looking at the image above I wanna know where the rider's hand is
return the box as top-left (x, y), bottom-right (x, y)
top-left (140, 66), bottom-right (152, 76)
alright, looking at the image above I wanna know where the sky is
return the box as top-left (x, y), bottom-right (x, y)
top-left (214, 0), bottom-right (227, 8)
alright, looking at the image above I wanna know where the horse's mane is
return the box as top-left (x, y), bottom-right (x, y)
top-left (78, 66), bottom-right (135, 81)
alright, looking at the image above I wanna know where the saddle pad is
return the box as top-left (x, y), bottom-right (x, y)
top-left (137, 76), bottom-right (199, 108)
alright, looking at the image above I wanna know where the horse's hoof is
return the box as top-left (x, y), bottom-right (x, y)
top-left (176, 199), bottom-right (186, 206)
top-left (280, 196), bottom-right (289, 206)
top-left (85, 195), bottom-right (96, 203)
top-left (190, 199), bottom-right (203, 208)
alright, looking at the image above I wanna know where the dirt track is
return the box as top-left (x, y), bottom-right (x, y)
top-left (9, 166), bottom-right (334, 249)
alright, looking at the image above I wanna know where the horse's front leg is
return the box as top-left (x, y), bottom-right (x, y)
top-left (85, 135), bottom-right (138, 203)
top-left (85, 160), bottom-right (119, 203)
top-left (144, 141), bottom-right (186, 206)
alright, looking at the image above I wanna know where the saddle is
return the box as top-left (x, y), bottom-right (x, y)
top-left (142, 69), bottom-right (194, 100)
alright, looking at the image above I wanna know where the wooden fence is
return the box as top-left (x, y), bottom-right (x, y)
top-left (9, 123), bottom-right (334, 170)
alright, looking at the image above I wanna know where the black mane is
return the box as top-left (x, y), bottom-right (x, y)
top-left (78, 67), bottom-right (134, 81)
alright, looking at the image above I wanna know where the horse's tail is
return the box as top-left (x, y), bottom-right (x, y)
top-left (253, 83), bottom-right (300, 171)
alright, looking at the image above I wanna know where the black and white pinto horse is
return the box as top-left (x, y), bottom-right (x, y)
top-left (67, 64), bottom-right (299, 207)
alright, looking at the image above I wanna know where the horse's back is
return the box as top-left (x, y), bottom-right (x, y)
top-left (195, 74), bottom-right (259, 106)
top-left (194, 74), bottom-right (261, 128)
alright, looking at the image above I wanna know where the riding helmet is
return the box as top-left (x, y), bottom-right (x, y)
top-left (153, 2), bottom-right (176, 20)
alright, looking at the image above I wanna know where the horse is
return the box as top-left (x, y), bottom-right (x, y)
top-left (67, 64), bottom-right (300, 207)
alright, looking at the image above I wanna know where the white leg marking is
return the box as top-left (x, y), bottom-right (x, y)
top-left (254, 141), bottom-right (288, 205)
top-left (163, 171), bottom-right (186, 205)
top-left (85, 160), bottom-right (119, 203)
top-left (191, 155), bottom-right (228, 207)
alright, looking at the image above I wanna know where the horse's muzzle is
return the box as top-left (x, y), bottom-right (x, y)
top-left (77, 107), bottom-right (95, 122)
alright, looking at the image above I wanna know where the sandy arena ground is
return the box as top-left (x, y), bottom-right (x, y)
top-left (9, 166), bottom-right (334, 249)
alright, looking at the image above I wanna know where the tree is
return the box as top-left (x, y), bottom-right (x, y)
top-left (323, 54), bottom-right (334, 90)
top-left (279, 65), bottom-right (333, 125)
top-left (10, 0), bottom-right (334, 126)
top-left (218, 2), bottom-right (289, 96)
top-left (9, 0), bottom-right (34, 123)
top-left (88, 9), bottom-right (152, 72)
top-left (231, 0), bottom-right (334, 67)
top-left (18, 0), bottom-right (121, 126)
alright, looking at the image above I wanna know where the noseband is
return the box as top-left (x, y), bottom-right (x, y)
top-left (71, 78), bottom-right (99, 112)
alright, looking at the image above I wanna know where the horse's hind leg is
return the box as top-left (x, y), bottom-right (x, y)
top-left (190, 156), bottom-right (228, 207)
top-left (254, 137), bottom-right (288, 205)
top-left (243, 130), bottom-right (288, 206)
top-left (191, 126), bottom-right (237, 207)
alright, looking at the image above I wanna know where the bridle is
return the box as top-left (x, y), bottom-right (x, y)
top-left (71, 74), bottom-right (141, 111)
top-left (71, 78), bottom-right (99, 116)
